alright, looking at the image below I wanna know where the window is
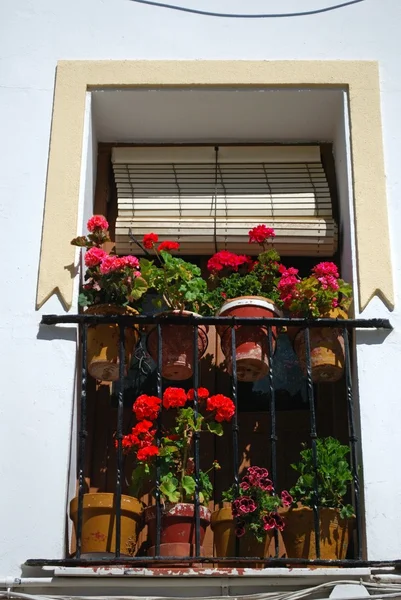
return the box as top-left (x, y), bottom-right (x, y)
top-left (29, 142), bottom-right (391, 571)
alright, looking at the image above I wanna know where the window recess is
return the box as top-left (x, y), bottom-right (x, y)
top-left (112, 145), bottom-right (337, 257)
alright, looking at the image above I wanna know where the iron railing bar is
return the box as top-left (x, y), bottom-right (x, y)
top-left (25, 556), bottom-right (401, 567)
top-left (192, 324), bottom-right (201, 559)
top-left (230, 322), bottom-right (240, 559)
top-left (114, 324), bottom-right (126, 558)
top-left (343, 327), bottom-right (362, 559)
top-left (75, 323), bottom-right (88, 559)
top-left (267, 326), bottom-right (279, 558)
top-left (155, 323), bottom-right (163, 558)
top-left (40, 314), bottom-right (393, 330)
top-left (304, 327), bottom-right (320, 559)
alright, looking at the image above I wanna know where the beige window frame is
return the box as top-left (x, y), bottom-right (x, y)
top-left (36, 60), bottom-right (393, 312)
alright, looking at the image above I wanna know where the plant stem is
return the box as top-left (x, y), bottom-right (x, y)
top-left (180, 428), bottom-right (192, 502)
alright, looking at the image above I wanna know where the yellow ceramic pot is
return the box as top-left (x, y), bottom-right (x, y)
top-left (70, 493), bottom-right (143, 556)
top-left (293, 308), bottom-right (348, 383)
top-left (85, 304), bottom-right (139, 381)
top-left (211, 507), bottom-right (274, 566)
top-left (280, 506), bottom-right (355, 560)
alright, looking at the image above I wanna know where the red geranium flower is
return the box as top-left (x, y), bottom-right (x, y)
top-left (131, 419), bottom-right (154, 435)
top-left (187, 387), bottom-right (210, 402)
top-left (158, 241), bottom-right (180, 252)
top-left (248, 224), bottom-right (275, 244)
top-left (87, 215), bottom-right (109, 232)
top-left (133, 395), bottom-right (161, 421)
top-left (137, 445), bottom-right (159, 462)
top-left (143, 233), bottom-right (159, 249)
top-left (163, 387), bottom-right (188, 409)
top-left (207, 251), bottom-right (250, 273)
top-left (206, 394), bottom-right (235, 422)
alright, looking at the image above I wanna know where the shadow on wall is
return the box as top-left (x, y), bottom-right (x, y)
top-left (37, 324), bottom-right (77, 343)
top-left (356, 329), bottom-right (392, 346)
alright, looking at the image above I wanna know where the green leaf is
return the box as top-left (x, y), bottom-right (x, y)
top-left (207, 421), bottom-right (223, 436)
top-left (182, 475), bottom-right (196, 497)
top-left (78, 293), bottom-right (89, 307)
top-left (159, 445), bottom-right (179, 456)
top-left (129, 276), bottom-right (148, 300)
top-left (160, 475), bottom-right (180, 503)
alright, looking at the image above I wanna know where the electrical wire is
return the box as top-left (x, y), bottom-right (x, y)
top-left (4, 580), bottom-right (401, 600)
top-left (128, 0), bottom-right (367, 19)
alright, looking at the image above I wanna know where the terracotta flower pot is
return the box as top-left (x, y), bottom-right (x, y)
top-left (280, 506), bottom-right (355, 560)
top-left (146, 311), bottom-right (209, 381)
top-left (216, 297), bottom-right (281, 382)
top-left (85, 304), bottom-right (139, 382)
top-left (211, 507), bottom-right (274, 566)
top-left (293, 308), bottom-right (347, 383)
top-left (69, 493), bottom-right (143, 557)
top-left (144, 502), bottom-right (211, 557)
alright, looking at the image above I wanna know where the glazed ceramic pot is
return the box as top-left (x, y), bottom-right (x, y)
top-left (216, 297), bottom-right (281, 382)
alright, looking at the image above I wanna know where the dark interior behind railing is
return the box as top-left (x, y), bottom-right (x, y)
top-left (27, 313), bottom-right (392, 568)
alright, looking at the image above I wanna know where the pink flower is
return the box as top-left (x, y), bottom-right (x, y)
top-left (100, 255), bottom-right (123, 274)
top-left (332, 299), bottom-right (339, 308)
top-left (248, 224), bottom-right (276, 244)
top-left (258, 476), bottom-right (274, 491)
top-left (87, 215), bottom-right (109, 232)
top-left (263, 515), bottom-right (276, 531)
top-left (143, 233), bottom-right (159, 249)
top-left (158, 241), bottom-right (180, 252)
top-left (122, 255), bottom-right (140, 269)
top-left (312, 262), bottom-right (339, 278)
top-left (281, 490), bottom-right (293, 507)
top-left (271, 512), bottom-right (285, 531)
top-left (240, 477), bottom-right (251, 491)
top-left (233, 496), bottom-right (257, 515)
top-left (84, 247), bottom-right (107, 267)
top-left (235, 522), bottom-right (246, 538)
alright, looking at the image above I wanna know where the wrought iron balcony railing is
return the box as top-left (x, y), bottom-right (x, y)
top-left (27, 313), bottom-right (393, 569)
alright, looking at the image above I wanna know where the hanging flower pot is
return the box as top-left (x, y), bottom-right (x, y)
top-left (144, 503), bottom-right (211, 558)
top-left (85, 304), bottom-right (139, 382)
top-left (216, 297), bottom-right (281, 382)
top-left (293, 308), bottom-right (348, 383)
top-left (280, 507), bottom-right (355, 560)
top-left (69, 493), bottom-right (143, 556)
top-left (211, 507), bottom-right (274, 566)
top-left (146, 311), bottom-right (209, 380)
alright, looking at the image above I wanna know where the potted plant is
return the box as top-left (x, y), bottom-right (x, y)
top-left (71, 215), bottom-right (148, 381)
top-left (206, 225), bottom-right (283, 382)
top-left (211, 467), bottom-right (292, 563)
top-left (278, 262), bottom-right (353, 382)
top-left (125, 386), bottom-right (235, 558)
top-left (139, 233), bottom-right (209, 380)
top-left (281, 437), bottom-right (355, 560)
top-left (69, 493), bottom-right (143, 557)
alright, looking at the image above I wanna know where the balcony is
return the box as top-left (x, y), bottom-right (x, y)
top-left (26, 312), bottom-right (394, 573)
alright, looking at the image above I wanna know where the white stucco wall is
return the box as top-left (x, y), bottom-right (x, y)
top-left (1, 0), bottom-right (401, 577)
